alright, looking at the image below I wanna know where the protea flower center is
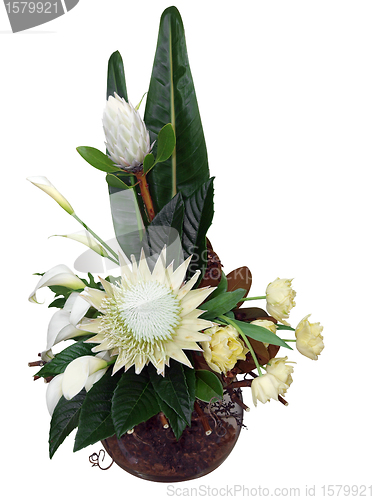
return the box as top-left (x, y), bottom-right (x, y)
top-left (100, 280), bottom-right (181, 344)
top-left (103, 92), bottom-right (153, 170)
top-left (77, 249), bottom-right (215, 375)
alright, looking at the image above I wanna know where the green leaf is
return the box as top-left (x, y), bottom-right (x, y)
top-left (143, 153), bottom-right (155, 174)
top-left (49, 389), bottom-right (86, 458)
top-left (76, 146), bottom-right (119, 173)
top-left (48, 297), bottom-right (66, 309)
top-left (276, 324), bottom-right (295, 331)
top-left (200, 289), bottom-right (246, 321)
top-left (142, 193), bottom-right (185, 268)
top-left (208, 271), bottom-right (228, 300)
top-left (74, 371), bottom-right (121, 452)
top-left (155, 394), bottom-right (188, 441)
top-left (107, 50), bottom-right (128, 101)
top-left (195, 370), bottom-right (223, 403)
top-left (35, 342), bottom-right (96, 378)
top-left (112, 368), bottom-right (160, 437)
top-left (155, 123), bottom-right (176, 163)
top-left (148, 361), bottom-right (193, 426)
top-left (109, 187), bottom-right (145, 260)
top-left (144, 6), bottom-right (210, 213)
top-left (105, 173), bottom-right (130, 190)
top-left (182, 178), bottom-right (215, 280)
top-left (224, 317), bottom-right (293, 350)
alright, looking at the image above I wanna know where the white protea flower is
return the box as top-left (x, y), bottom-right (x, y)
top-left (103, 93), bottom-right (153, 170)
top-left (75, 249), bottom-right (215, 376)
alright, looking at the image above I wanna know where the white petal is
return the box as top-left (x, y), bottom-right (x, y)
top-left (177, 271), bottom-right (201, 300)
top-left (77, 317), bottom-right (102, 334)
top-left (170, 256), bottom-right (192, 292)
top-left (80, 287), bottom-right (108, 312)
top-left (46, 374), bottom-right (63, 416)
top-left (85, 368), bottom-right (107, 392)
top-left (180, 287), bottom-right (215, 316)
top-left (62, 357), bottom-right (90, 400)
top-left (29, 265), bottom-right (85, 303)
top-left (51, 231), bottom-right (109, 258)
top-left (69, 294), bottom-right (91, 325)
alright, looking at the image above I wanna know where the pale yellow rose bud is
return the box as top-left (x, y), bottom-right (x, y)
top-left (266, 278), bottom-right (296, 326)
top-left (295, 315), bottom-right (324, 360)
top-left (250, 319), bottom-right (277, 347)
top-left (266, 357), bottom-right (294, 395)
top-left (27, 176), bottom-right (75, 215)
top-left (251, 373), bottom-right (288, 406)
top-left (201, 325), bottom-right (248, 375)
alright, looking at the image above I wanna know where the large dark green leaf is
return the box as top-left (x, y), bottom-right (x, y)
top-left (182, 178), bottom-right (215, 279)
top-left (35, 342), bottom-right (96, 379)
top-left (111, 368), bottom-right (160, 437)
top-left (142, 192), bottom-right (184, 269)
top-left (74, 371), bottom-right (121, 452)
top-left (107, 50), bottom-right (128, 101)
top-left (155, 394), bottom-right (187, 441)
top-left (49, 390), bottom-right (86, 458)
top-left (144, 6), bottom-right (210, 213)
top-left (148, 361), bottom-right (193, 426)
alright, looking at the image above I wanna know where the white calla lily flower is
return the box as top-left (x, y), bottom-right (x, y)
top-left (46, 373), bottom-right (64, 416)
top-left (29, 264), bottom-right (86, 304)
top-left (50, 231), bottom-right (109, 258)
top-left (62, 355), bottom-right (108, 400)
top-left (27, 176), bottom-right (74, 215)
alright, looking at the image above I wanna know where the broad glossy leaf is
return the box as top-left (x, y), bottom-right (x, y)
top-left (109, 187), bottom-right (145, 260)
top-left (155, 123), bottom-right (176, 163)
top-left (107, 50), bottom-right (128, 101)
top-left (207, 270), bottom-right (228, 300)
top-left (35, 341), bottom-right (96, 378)
top-left (156, 395), bottom-right (187, 440)
top-left (49, 389), bottom-right (86, 458)
top-left (106, 173), bottom-right (130, 190)
top-left (182, 178), bottom-right (215, 280)
top-left (74, 371), bottom-right (121, 451)
top-left (200, 289), bottom-right (246, 320)
top-left (148, 361), bottom-right (193, 425)
top-left (112, 368), bottom-right (160, 437)
top-left (144, 6), bottom-right (209, 212)
top-left (76, 146), bottom-right (119, 173)
top-left (195, 370), bottom-right (223, 403)
top-left (142, 192), bottom-right (184, 269)
top-left (233, 307), bottom-right (275, 323)
top-left (226, 266), bottom-right (252, 307)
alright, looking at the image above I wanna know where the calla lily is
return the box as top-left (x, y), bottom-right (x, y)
top-left (50, 231), bottom-right (109, 258)
top-left (46, 355), bottom-right (109, 415)
top-left (29, 264), bottom-right (86, 304)
top-left (27, 176), bottom-right (74, 215)
top-left (45, 293), bottom-right (90, 352)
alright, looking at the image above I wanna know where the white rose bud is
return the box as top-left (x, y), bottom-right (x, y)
top-left (295, 315), bottom-right (324, 360)
top-left (266, 278), bottom-right (296, 326)
top-left (250, 319), bottom-right (277, 347)
top-left (251, 373), bottom-right (288, 406)
top-left (266, 357), bottom-right (294, 395)
top-left (27, 176), bottom-right (74, 215)
top-left (103, 93), bottom-right (153, 170)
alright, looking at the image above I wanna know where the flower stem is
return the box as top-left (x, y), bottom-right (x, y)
top-left (219, 315), bottom-right (263, 377)
top-left (282, 339), bottom-right (297, 342)
top-left (135, 172), bottom-right (155, 222)
top-left (72, 213), bottom-right (119, 264)
top-left (241, 295), bottom-right (267, 301)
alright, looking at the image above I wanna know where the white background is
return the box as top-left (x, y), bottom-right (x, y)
top-left (1, 1), bottom-right (374, 498)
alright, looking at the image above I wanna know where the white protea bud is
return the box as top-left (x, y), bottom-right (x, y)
top-left (103, 93), bottom-right (153, 170)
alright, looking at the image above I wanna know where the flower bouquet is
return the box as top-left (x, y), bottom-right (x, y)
top-left (28, 6), bottom-right (324, 482)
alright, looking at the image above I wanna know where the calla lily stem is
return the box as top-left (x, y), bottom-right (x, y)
top-left (72, 214), bottom-right (119, 265)
top-left (241, 295), bottom-right (267, 301)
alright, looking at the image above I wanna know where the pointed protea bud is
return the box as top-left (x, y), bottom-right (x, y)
top-left (103, 93), bottom-right (152, 170)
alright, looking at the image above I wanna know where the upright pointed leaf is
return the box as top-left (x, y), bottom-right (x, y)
top-left (144, 6), bottom-right (209, 212)
top-left (107, 51), bottom-right (128, 101)
top-left (182, 178), bottom-right (215, 280)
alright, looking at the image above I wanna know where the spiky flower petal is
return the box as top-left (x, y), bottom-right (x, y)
top-left (77, 249), bottom-right (214, 375)
top-left (103, 93), bottom-right (153, 170)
